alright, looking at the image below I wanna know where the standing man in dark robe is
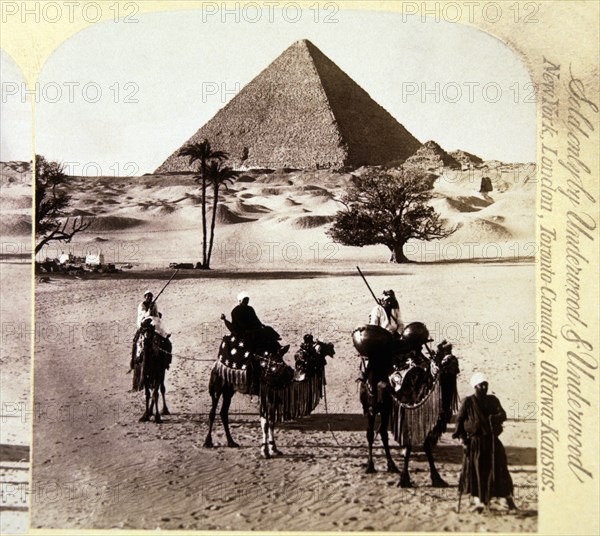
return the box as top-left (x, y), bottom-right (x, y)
top-left (453, 372), bottom-right (517, 512)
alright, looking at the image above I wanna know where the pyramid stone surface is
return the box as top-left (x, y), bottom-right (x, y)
top-left (156, 40), bottom-right (421, 172)
top-left (403, 140), bottom-right (461, 171)
top-left (449, 149), bottom-right (484, 168)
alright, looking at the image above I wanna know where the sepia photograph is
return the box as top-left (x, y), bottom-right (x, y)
top-left (0, 48), bottom-right (33, 534)
top-left (0, 1), bottom-right (598, 534)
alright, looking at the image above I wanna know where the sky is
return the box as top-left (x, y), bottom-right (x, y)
top-left (5, 7), bottom-right (536, 174)
top-left (1, 50), bottom-right (32, 161)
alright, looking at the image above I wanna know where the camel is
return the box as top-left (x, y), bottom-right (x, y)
top-left (132, 322), bottom-right (172, 423)
top-left (353, 322), bottom-right (460, 487)
top-left (204, 334), bottom-right (335, 457)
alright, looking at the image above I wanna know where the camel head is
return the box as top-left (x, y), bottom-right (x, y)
top-left (314, 340), bottom-right (335, 359)
top-left (433, 340), bottom-right (460, 376)
top-left (294, 335), bottom-right (335, 378)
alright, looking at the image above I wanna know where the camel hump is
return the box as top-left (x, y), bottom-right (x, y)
top-left (352, 324), bottom-right (393, 357)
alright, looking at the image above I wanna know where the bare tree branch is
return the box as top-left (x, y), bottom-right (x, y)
top-left (35, 156), bottom-right (94, 255)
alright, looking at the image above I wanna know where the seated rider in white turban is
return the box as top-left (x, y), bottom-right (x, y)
top-left (130, 290), bottom-right (169, 372)
top-left (221, 292), bottom-right (289, 356)
top-left (369, 289), bottom-right (404, 335)
top-left (137, 290), bottom-right (168, 338)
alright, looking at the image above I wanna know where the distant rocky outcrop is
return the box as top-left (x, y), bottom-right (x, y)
top-left (156, 39), bottom-right (421, 172)
top-left (0, 161), bottom-right (32, 185)
top-left (403, 141), bottom-right (461, 171)
top-left (479, 176), bottom-right (493, 193)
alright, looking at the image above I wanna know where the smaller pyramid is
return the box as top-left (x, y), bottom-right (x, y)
top-left (449, 150), bottom-right (484, 168)
top-left (403, 140), bottom-right (461, 171)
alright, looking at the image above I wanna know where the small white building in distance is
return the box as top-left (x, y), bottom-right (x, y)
top-left (85, 252), bottom-right (105, 266)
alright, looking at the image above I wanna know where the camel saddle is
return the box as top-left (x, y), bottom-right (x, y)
top-left (352, 325), bottom-right (393, 357)
top-left (389, 365), bottom-right (433, 406)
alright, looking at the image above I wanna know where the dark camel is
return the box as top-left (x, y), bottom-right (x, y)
top-left (133, 323), bottom-right (172, 423)
top-left (356, 323), bottom-right (459, 487)
top-left (392, 341), bottom-right (460, 488)
top-left (204, 334), bottom-right (334, 457)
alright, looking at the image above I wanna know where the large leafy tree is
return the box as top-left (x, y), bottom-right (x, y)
top-left (35, 155), bottom-right (91, 254)
top-left (206, 161), bottom-right (237, 268)
top-left (327, 169), bottom-right (455, 263)
top-left (178, 139), bottom-right (228, 268)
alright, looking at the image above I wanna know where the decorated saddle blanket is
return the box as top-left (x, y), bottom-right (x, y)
top-left (389, 364), bottom-right (434, 406)
top-left (218, 335), bottom-right (253, 370)
top-left (215, 335), bottom-right (256, 394)
top-left (218, 335), bottom-right (295, 389)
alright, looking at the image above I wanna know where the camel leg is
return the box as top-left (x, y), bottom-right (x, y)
top-left (366, 413), bottom-right (376, 473)
top-left (398, 445), bottom-right (414, 488)
top-left (380, 408), bottom-right (399, 473)
top-left (425, 433), bottom-right (448, 487)
top-left (220, 389), bottom-right (239, 448)
top-left (152, 387), bottom-right (162, 424)
top-left (260, 416), bottom-right (271, 459)
top-left (160, 382), bottom-right (170, 415)
top-left (203, 386), bottom-right (220, 448)
top-left (268, 420), bottom-right (283, 457)
top-left (140, 385), bottom-right (151, 422)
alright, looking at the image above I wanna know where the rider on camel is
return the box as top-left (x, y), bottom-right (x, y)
top-left (369, 289), bottom-right (404, 335)
top-left (136, 290), bottom-right (169, 338)
top-left (131, 290), bottom-right (169, 371)
top-left (221, 292), bottom-right (289, 356)
top-left (362, 289), bottom-right (408, 377)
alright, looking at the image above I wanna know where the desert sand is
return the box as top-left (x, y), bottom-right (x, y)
top-left (31, 262), bottom-right (537, 532)
top-left (1, 158), bottom-right (537, 532)
top-left (1, 160), bottom-right (538, 531)
top-left (0, 162), bottom-right (32, 533)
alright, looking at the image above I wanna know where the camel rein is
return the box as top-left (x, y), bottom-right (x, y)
top-left (152, 342), bottom-right (343, 450)
top-left (155, 344), bottom-right (215, 362)
top-left (323, 371), bottom-right (342, 448)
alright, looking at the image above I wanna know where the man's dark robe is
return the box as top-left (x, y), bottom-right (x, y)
top-left (231, 304), bottom-right (263, 333)
top-left (228, 303), bottom-right (280, 353)
top-left (454, 394), bottom-right (513, 503)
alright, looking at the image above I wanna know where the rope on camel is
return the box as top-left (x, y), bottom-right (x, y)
top-left (154, 344), bottom-right (215, 362)
top-left (323, 371), bottom-right (342, 448)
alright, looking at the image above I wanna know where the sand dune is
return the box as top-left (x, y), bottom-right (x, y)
top-left (234, 200), bottom-right (271, 214)
top-left (0, 214), bottom-right (32, 235)
top-left (453, 218), bottom-right (513, 242)
top-left (87, 215), bottom-right (145, 232)
top-left (213, 204), bottom-right (256, 224)
top-left (292, 214), bottom-right (336, 229)
top-left (2, 162), bottom-right (535, 265)
top-left (444, 195), bottom-right (493, 213)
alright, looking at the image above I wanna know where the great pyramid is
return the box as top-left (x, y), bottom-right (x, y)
top-left (156, 39), bottom-right (421, 172)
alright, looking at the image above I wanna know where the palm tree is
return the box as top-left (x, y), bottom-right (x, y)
top-left (206, 161), bottom-right (237, 268)
top-left (178, 140), bottom-right (228, 267)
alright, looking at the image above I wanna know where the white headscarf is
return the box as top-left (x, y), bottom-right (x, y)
top-left (470, 372), bottom-right (488, 388)
top-left (237, 291), bottom-right (250, 303)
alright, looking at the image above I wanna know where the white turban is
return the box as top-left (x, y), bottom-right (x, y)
top-left (144, 289), bottom-right (153, 297)
top-left (237, 291), bottom-right (249, 303)
top-left (470, 372), bottom-right (488, 388)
